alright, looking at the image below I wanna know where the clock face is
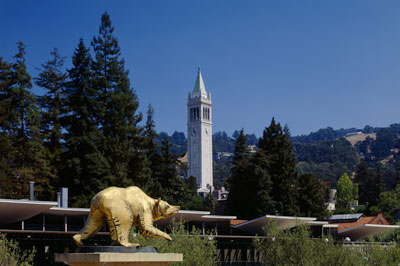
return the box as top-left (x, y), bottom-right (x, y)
top-left (205, 129), bottom-right (208, 135)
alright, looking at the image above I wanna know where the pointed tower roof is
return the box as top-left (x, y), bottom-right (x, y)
top-left (192, 67), bottom-right (208, 98)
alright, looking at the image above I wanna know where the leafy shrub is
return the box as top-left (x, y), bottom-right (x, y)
top-left (254, 222), bottom-right (364, 266)
top-left (0, 234), bottom-right (35, 266)
top-left (130, 221), bottom-right (217, 266)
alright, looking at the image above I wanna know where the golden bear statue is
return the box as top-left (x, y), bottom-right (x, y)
top-left (73, 186), bottom-right (180, 247)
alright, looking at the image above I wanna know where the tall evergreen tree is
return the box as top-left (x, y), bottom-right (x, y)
top-left (355, 160), bottom-right (373, 205)
top-left (0, 57), bottom-right (16, 198)
top-left (226, 129), bottom-right (273, 219)
top-left (91, 12), bottom-right (145, 187)
top-left (371, 165), bottom-right (385, 207)
top-left (225, 130), bottom-right (253, 218)
top-left (142, 104), bottom-right (160, 194)
top-left (62, 39), bottom-right (110, 207)
top-left (250, 150), bottom-right (274, 217)
top-left (35, 48), bottom-right (67, 197)
top-left (157, 136), bottom-right (185, 204)
top-left (0, 42), bottom-right (49, 198)
top-left (0, 57), bottom-right (15, 132)
top-left (258, 118), bottom-right (298, 216)
top-left (297, 172), bottom-right (329, 218)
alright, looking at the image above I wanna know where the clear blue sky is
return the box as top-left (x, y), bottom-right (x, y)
top-left (1, 0), bottom-right (400, 137)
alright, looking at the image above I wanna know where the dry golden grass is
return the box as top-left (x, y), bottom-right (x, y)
top-left (345, 133), bottom-right (376, 147)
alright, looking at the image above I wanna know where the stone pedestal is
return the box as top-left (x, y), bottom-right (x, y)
top-left (55, 252), bottom-right (183, 266)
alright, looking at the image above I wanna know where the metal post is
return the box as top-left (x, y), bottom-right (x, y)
top-left (29, 181), bottom-right (35, 201)
top-left (42, 214), bottom-right (45, 232)
top-left (202, 222), bottom-right (205, 235)
top-left (61, 187), bottom-right (68, 208)
top-left (64, 215), bottom-right (68, 232)
top-left (21, 220), bottom-right (24, 230)
top-left (57, 192), bottom-right (61, 207)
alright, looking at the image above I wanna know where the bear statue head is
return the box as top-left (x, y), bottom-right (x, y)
top-left (153, 198), bottom-right (180, 221)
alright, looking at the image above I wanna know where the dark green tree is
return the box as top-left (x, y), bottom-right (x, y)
top-left (141, 104), bottom-right (160, 194)
top-left (91, 12), bottom-right (145, 187)
top-left (181, 175), bottom-right (206, 211)
top-left (157, 137), bottom-right (185, 204)
top-left (225, 129), bottom-right (253, 218)
top-left (251, 150), bottom-right (274, 217)
top-left (35, 48), bottom-right (67, 198)
top-left (258, 119), bottom-right (298, 215)
top-left (297, 172), bottom-right (329, 218)
top-left (372, 184), bottom-right (400, 223)
top-left (371, 165), bottom-right (385, 207)
top-left (0, 57), bottom-right (16, 198)
top-left (0, 42), bottom-right (49, 198)
top-left (0, 57), bottom-right (15, 132)
top-left (355, 160), bottom-right (373, 205)
top-left (62, 39), bottom-right (110, 207)
top-left (372, 128), bottom-right (398, 158)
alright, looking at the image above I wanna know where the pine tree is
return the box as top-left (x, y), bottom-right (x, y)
top-left (297, 172), bottom-right (329, 218)
top-left (251, 150), bottom-right (274, 217)
top-left (371, 165), bottom-right (385, 207)
top-left (0, 57), bottom-right (16, 198)
top-left (142, 104), bottom-right (161, 194)
top-left (258, 118), bottom-right (298, 216)
top-left (91, 12), bottom-right (145, 187)
top-left (355, 160), bottom-right (373, 205)
top-left (62, 39), bottom-right (111, 207)
top-left (35, 48), bottom-right (67, 197)
top-left (225, 129), bottom-right (253, 218)
top-left (1, 42), bottom-right (49, 198)
top-left (157, 136), bottom-right (185, 205)
top-left (0, 57), bottom-right (15, 132)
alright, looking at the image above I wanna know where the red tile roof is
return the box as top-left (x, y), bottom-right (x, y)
top-left (331, 213), bottom-right (390, 231)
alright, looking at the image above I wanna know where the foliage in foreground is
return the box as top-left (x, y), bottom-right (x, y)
top-left (254, 222), bottom-right (400, 266)
top-left (130, 222), bottom-right (217, 266)
top-left (0, 234), bottom-right (35, 266)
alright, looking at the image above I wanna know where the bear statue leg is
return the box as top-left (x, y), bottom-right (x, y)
top-left (104, 212), bottom-right (139, 247)
top-left (117, 223), bottom-right (140, 247)
top-left (104, 211), bottom-right (119, 243)
top-left (139, 211), bottom-right (172, 241)
top-left (73, 208), bottom-right (105, 247)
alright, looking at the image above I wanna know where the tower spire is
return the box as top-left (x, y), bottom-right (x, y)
top-left (192, 67), bottom-right (207, 98)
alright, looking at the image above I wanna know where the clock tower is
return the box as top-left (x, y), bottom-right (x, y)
top-left (187, 68), bottom-right (213, 191)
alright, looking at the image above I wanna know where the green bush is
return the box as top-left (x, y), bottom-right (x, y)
top-left (0, 234), bottom-right (35, 266)
top-left (130, 221), bottom-right (217, 266)
top-left (254, 222), bottom-right (400, 266)
top-left (254, 222), bottom-right (364, 266)
top-left (365, 244), bottom-right (400, 266)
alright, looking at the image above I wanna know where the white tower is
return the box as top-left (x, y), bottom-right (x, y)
top-left (187, 68), bottom-right (213, 191)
